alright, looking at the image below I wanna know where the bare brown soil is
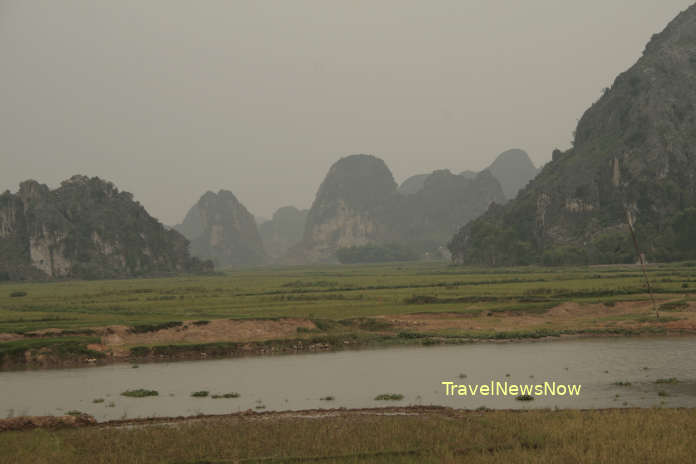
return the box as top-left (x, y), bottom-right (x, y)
top-left (3, 299), bottom-right (695, 371)
top-left (387, 299), bottom-right (696, 333)
top-left (98, 318), bottom-right (317, 356)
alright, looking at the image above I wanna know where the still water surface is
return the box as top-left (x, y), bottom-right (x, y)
top-left (1, 337), bottom-right (695, 421)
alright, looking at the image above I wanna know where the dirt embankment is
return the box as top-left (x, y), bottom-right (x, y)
top-left (386, 300), bottom-right (696, 333)
top-left (2, 299), bottom-right (696, 371)
top-left (103, 318), bottom-right (317, 350)
top-left (0, 407), bottom-right (455, 432)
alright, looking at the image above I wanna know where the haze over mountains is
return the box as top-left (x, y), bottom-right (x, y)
top-left (166, 149), bottom-right (532, 268)
top-left (174, 191), bottom-right (266, 268)
top-left (0, 146), bottom-right (523, 278)
top-left (4, 5), bottom-right (696, 278)
top-left (450, 4), bottom-right (696, 266)
top-left (286, 154), bottom-right (505, 264)
top-left (258, 207), bottom-right (308, 260)
top-left (398, 149), bottom-right (539, 201)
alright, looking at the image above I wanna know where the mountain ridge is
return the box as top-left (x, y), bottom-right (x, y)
top-left (175, 190), bottom-right (266, 268)
top-left (449, 5), bottom-right (696, 265)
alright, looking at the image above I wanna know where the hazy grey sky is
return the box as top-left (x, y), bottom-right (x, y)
top-left (2, 1), bottom-right (693, 224)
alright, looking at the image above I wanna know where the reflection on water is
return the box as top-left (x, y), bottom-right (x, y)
top-left (1, 337), bottom-right (695, 421)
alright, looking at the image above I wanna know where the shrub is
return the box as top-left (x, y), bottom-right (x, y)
top-left (129, 346), bottom-right (150, 357)
top-left (130, 321), bottom-right (183, 334)
top-left (398, 332), bottom-right (427, 339)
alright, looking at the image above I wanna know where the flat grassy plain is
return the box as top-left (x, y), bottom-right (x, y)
top-left (1, 261), bottom-right (696, 368)
top-left (2, 407), bottom-right (696, 463)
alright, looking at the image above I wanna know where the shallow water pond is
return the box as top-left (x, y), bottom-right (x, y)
top-left (1, 337), bottom-right (695, 421)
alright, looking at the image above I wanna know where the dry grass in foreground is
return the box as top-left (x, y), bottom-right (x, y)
top-left (1, 407), bottom-right (695, 463)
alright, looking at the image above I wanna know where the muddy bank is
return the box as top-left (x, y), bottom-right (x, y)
top-left (5, 404), bottom-right (696, 433)
top-left (0, 414), bottom-right (96, 432)
top-left (5, 326), bottom-right (696, 372)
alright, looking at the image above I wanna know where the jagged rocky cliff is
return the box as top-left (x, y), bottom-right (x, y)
top-left (289, 154), bottom-right (505, 263)
top-left (258, 206), bottom-right (308, 260)
top-left (449, 5), bottom-right (696, 265)
top-left (0, 176), bottom-right (211, 280)
top-left (175, 190), bottom-right (266, 268)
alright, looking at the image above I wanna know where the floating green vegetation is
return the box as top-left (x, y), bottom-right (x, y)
top-left (320, 396), bottom-right (335, 401)
top-left (656, 378), bottom-right (679, 384)
top-left (374, 393), bottom-right (404, 401)
top-left (614, 381), bottom-right (632, 387)
top-left (92, 398), bottom-right (105, 404)
top-left (516, 395), bottom-right (535, 402)
top-left (211, 393), bottom-right (240, 399)
top-left (121, 389), bottom-right (159, 398)
top-left (191, 391), bottom-right (209, 398)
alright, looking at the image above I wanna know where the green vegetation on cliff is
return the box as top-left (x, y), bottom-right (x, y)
top-left (449, 6), bottom-right (696, 266)
top-left (0, 176), bottom-right (211, 280)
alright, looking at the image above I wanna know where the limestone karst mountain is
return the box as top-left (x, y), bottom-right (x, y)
top-left (486, 149), bottom-right (539, 200)
top-left (0, 175), bottom-right (211, 280)
top-left (449, 5), bottom-right (696, 265)
top-left (175, 190), bottom-right (266, 268)
top-left (258, 206), bottom-right (308, 260)
top-left (292, 154), bottom-right (397, 263)
top-left (398, 174), bottom-right (431, 195)
top-left (402, 149), bottom-right (537, 200)
top-left (289, 154), bottom-right (505, 263)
